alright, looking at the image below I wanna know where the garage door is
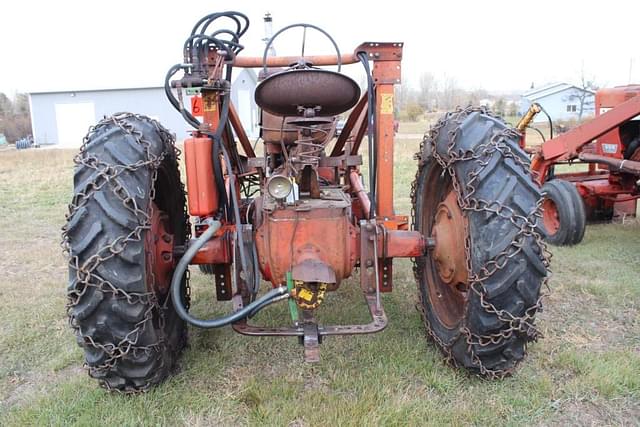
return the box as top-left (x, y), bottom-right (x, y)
top-left (55, 102), bottom-right (96, 148)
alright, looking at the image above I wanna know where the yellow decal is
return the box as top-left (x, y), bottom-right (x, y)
top-left (380, 94), bottom-right (394, 115)
top-left (298, 288), bottom-right (314, 302)
top-left (203, 98), bottom-right (218, 112)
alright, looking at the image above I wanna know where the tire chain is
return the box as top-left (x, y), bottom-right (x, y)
top-left (410, 106), bottom-right (552, 379)
top-left (61, 112), bottom-right (191, 393)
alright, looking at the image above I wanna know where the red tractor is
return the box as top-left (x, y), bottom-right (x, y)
top-left (521, 86), bottom-right (640, 245)
top-left (63, 12), bottom-right (549, 392)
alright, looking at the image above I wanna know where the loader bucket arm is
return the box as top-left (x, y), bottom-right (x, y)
top-left (531, 94), bottom-right (640, 183)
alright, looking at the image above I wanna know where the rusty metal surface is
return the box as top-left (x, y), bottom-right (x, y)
top-left (579, 152), bottom-right (640, 175)
top-left (213, 264), bottom-right (232, 301)
top-left (231, 287), bottom-right (387, 337)
top-left (331, 93), bottom-right (369, 156)
top-left (261, 112), bottom-right (300, 145)
top-left (255, 69), bottom-right (360, 116)
top-left (291, 259), bottom-right (336, 284)
top-left (261, 111), bottom-right (331, 146)
top-left (354, 42), bottom-right (403, 61)
top-left (190, 228), bottom-right (232, 264)
top-left (145, 202), bottom-right (175, 294)
top-left (349, 170), bottom-right (371, 220)
top-left (349, 102), bottom-right (370, 156)
top-left (374, 84), bottom-right (396, 218)
top-left (356, 42), bottom-right (403, 85)
top-left (541, 198), bottom-right (561, 235)
top-left (303, 321), bottom-right (320, 362)
top-left (255, 189), bottom-right (357, 288)
top-left (228, 103), bottom-right (256, 158)
top-left (431, 191), bottom-right (469, 287)
top-left (233, 53), bottom-right (359, 68)
top-left (383, 230), bottom-right (424, 258)
top-left (359, 219), bottom-right (378, 294)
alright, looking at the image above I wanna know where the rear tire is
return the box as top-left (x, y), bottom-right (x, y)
top-left (541, 179), bottom-right (586, 245)
top-left (412, 108), bottom-right (550, 378)
top-left (63, 113), bottom-right (189, 392)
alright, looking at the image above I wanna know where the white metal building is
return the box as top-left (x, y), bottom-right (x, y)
top-left (28, 69), bottom-right (259, 148)
top-left (519, 82), bottom-right (596, 123)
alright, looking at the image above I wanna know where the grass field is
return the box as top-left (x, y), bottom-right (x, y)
top-left (0, 133), bottom-right (639, 426)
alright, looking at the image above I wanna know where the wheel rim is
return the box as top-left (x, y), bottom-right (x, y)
top-left (541, 198), bottom-right (561, 236)
top-left (419, 166), bottom-right (469, 329)
top-left (145, 202), bottom-right (175, 296)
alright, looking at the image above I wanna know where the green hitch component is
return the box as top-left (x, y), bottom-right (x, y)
top-left (286, 272), bottom-right (299, 323)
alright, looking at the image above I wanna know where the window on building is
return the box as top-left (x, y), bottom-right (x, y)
top-left (566, 104), bottom-right (577, 112)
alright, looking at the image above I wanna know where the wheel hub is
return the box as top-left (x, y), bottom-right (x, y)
top-left (145, 202), bottom-right (175, 295)
top-left (432, 191), bottom-right (469, 289)
top-left (541, 198), bottom-right (560, 235)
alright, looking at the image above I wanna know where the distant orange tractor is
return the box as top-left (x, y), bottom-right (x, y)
top-left (519, 86), bottom-right (640, 245)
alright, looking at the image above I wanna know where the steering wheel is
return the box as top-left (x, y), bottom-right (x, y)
top-left (261, 23), bottom-right (342, 75)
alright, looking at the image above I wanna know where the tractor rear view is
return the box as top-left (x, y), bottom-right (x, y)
top-left (63, 12), bottom-right (549, 392)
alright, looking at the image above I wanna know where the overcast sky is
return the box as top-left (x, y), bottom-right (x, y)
top-left (1, 0), bottom-right (639, 96)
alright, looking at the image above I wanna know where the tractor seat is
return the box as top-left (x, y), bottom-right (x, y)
top-left (255, 68), bottom-right (360, 117)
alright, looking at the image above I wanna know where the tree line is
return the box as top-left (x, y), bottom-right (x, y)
top-left (0, 93), bottom-right (32, 143)
top-left (395, 72), bottom-right (518, 121)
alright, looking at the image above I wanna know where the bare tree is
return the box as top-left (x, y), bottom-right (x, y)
top-left (440, 76), bottom-right (462, 110)
top-left (465, 89), bottom-right (488, 107)
top-left (14, 93), bottom-right (29, 115)
top-left (418, 72), bottom-right (436, 111)
top-left (0, 92), bottom-right (32, 142)
top-left (567, 65), bottom-right (597, 121)
top-left (494, 97), bottom-right (506, 116)
top-left (395, 82), bottom-right (417, 112)
top-left (0, 93), bottom-right (12, 117)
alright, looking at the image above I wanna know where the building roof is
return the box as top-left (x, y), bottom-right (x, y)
top-left (523, 82), bottom-right (596, 101)
top-left (29, 69), bottom-right (258, 96)
top-left (29, 85), bottom-right (164, 95)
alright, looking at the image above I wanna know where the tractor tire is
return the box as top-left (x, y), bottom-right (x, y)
top-left (540, 179), bottom-right (586, 245)
top-left (63, 113), bottom-right (189, 392)
top-left (412, 108), bottom-right (549, 379)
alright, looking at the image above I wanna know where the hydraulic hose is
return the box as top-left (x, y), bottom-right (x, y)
top-left (170, 221), bottom-right (289, 328)
top-left (358, 51), bottom-right (377, 218)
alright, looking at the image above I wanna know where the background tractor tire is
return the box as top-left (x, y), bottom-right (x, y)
top-left (540, 179), bottom-right (586, 245)
top-left (412, 108), bottom-right (549, 378)
top-left (63, 113), bottom-right (189, 392)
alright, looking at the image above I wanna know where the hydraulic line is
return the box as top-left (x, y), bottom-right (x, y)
top-left (527, 125), bottom-right (546, 143)
top-left (539, 104), bottom-right (554, 140)
top-left (164, 64), bottom-right (201, 129)
top-left (358, 51), bottom-right (377, 218)
top-left (171, 221), bottom-right (288, 328)
top-left (167, 11), bottom-right (259, 304)
top-left (219, 142), bottom-right (254, 295)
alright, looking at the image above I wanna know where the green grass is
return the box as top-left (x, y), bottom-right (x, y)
top-left (0, 140), bottom-right (639, 426)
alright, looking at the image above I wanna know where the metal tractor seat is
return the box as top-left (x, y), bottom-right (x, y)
top-left (255, 68), bottom-right (361, 117)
